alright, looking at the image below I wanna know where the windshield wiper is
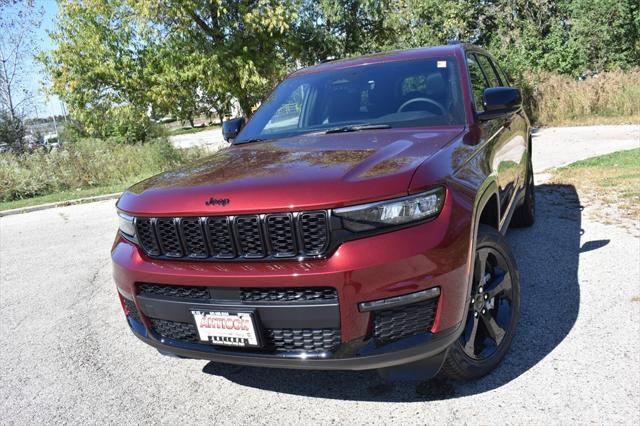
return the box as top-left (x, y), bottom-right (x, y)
top-left (324, 124), bottom-right (391, 134)
top-left (235, 137), bottom-right (269, 144)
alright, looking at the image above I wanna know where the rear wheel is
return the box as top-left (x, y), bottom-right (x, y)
top-left (441, 225), bottom-right (520, 381)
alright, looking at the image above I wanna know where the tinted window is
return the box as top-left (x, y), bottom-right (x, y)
top-left (493, 62), bottom-right (511, 86)
top-left (263, 84), bottom-right (309, 134)
top-left (466, 54), bottom-right (489, 112)
top-left (476, 55), bottom-right (501, 87)
top-left (237, 57), bottom-right (466, 143)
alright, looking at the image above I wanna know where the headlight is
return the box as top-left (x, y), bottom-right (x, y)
top-left (118, 212), bottom-right (136, 238)
top-left (333, 187), bottom-right (445, 232)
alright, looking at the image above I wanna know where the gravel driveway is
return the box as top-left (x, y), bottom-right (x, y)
top-left (1, 125), bottom-right (639, 424)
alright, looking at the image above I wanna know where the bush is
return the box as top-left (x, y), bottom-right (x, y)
top-left (522, 68), bottom-right (640, 125)
top-left (0, 137), bottom-right (206, 202)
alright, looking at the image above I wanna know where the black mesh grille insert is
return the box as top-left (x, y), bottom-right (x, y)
top-left (300, 212), bottom-right (329, 255)
top-left (151, 319), bottom-right (200, 342)
top-left (206, 217), bottom-right (235, 258)
top-left (235, 216), bottom-right (265, 257)
top-left (241, 287), bottom-right (337, 303)
top-left (150, 319), bottom-right (341, 353)
top-left (156, 218), bottom-right (182, 257)
top-left (138, 283), bottom-right (209, 300)
top-left (266, 328), bottom-right (341, 352)
top-left (180, 218), bottom-right (208, 258)
top-left (133, 210), bottom-right (329, 260)
top-left (266, 214), bottom-right (296, 256)
top-left (123, 298), bottom-right (142, 323)
top-left (135, 218), bottom-right (160, 256)
top-left (373, 298), bottom-right (438, 343)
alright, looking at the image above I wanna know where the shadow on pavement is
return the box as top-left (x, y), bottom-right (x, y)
top-left (202, 184), bottom-right (587, 401)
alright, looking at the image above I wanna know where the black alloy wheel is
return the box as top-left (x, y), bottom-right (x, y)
top-left (441, 225), bottom-right (520, 381)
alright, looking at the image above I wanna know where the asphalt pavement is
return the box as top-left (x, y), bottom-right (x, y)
top-left (1, 125), bottom-right (639, 424)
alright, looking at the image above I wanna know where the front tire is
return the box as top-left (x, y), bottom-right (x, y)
top-left (441, 225), bottom-right (520, 381)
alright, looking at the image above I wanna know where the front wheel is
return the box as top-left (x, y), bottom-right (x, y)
top-left (441, 225), bottom-right (520, 381)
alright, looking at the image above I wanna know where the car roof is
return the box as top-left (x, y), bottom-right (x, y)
top-left (289, 43), bottom-right (486, 78)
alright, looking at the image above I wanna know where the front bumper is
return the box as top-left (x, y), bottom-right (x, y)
top-left (112, 191), bottom-right (473, 370)
top-left (128, 315), bottom-right (462, 371)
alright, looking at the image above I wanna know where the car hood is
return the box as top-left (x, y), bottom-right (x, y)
top-left (117, 127), bottom-right (464, 216)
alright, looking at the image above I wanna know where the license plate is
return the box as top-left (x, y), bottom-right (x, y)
top-left (191, 310), bottom-right (260, 348)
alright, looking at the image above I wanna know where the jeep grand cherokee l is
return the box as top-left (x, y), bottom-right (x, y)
top-left (112, 43), bottom-right (534, 381)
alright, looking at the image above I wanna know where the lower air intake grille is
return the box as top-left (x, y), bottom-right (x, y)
top-left (138, 283), bottom-right (209, 300)
top-left (151, 319), bottom-right (199, 342)
top-left (150, 319), bottom-right (341, 353)
top-left (123, 298), bottom-right (142, 324)
top-left (373, 298), bottom-right (438, 343)
top-left (240, 287), bottom-right (337, 303)
top-left (266, 328), bottom-right (341, 352)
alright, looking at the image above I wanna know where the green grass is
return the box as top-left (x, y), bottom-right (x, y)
top-left (552, 148), bottom-right (640, 221)
top-left (0, 184), bottom-right (126, 211)
top-left (170, 125), bottom-right (220, 136)
top-left (559, 148), bottom-right (640, 169)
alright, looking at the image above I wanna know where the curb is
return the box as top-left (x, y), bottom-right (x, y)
top-left (0, 193), bottom-right (122, 217)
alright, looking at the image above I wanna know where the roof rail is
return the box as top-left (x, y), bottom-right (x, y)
top-left (447, 40), bottom-right (462, 45)
top-left (320, 56), bottom-right (338, 64)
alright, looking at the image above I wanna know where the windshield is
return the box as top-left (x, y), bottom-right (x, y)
top-left (236, 57), bottom-right (465, 143)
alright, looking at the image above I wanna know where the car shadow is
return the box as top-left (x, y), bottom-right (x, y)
top-left (202, 184), bottom-right (586, 401)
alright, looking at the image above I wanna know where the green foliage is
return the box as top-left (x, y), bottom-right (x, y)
top-left (0, 137), bottom-right (207, 202)
top-left (0, 112), bottom-right (25, 150)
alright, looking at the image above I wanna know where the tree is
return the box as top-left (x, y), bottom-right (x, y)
top-left (135, 0), bottom-right (299, 116)
top-left (568, 0), bottom-right (640, 73)
top-left (0, 1), bottom-right (42, 150)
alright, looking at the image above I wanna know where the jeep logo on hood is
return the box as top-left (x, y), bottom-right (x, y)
top-left (205, 197), bottom-right (230, 207)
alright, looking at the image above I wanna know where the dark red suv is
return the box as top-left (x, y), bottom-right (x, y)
top-left (112, 43), bottom-right (534, 381)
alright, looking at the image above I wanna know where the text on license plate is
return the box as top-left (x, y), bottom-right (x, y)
top-left (191, 310), bottom-right (259, 347)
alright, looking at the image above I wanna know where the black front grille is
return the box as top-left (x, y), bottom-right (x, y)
top-left (123, 298), bottom-right (142, 323)
top-left (373, 298), bottom-right (438, 343)
top-left (150, 319), bottom-right (340, 353)
top-left (300, 212), bottom-right (329, 255)
top-left (134, 211), bottom-right (329, 261)
top-left (241, 287), bottom-right (337, 303)
top-left (138, 283), bottom-right (209, 300)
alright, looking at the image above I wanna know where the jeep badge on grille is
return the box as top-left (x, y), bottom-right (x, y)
top-left (205, 197), bottom-right (230, 206)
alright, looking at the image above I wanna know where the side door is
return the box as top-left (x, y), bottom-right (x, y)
top-left (468, 53), bottom-right (523, 226)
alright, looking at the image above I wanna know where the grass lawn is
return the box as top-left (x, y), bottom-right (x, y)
top-left (551, 148), bottom-right (640, 222)
top-left (0, 184), bottom-right (128, 211)
top-left (170, 125), bottom-right (221, 136)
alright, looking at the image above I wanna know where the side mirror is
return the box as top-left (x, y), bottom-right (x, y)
top-left (222, 117), bottom-right (246, 142)
top-left (477, 87), bottom-right (522, 121)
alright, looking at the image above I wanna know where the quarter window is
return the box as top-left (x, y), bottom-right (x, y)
top-left (466, 54), bottom-right (489, 112)
top-left (476, 55), bottom-right (501, 88)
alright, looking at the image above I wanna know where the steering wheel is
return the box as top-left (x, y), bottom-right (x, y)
top-left (397, 97), bottom-right (446, 115)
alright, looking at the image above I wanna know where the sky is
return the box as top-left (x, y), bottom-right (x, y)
top-left (3, 0), bottom-right (62, 118)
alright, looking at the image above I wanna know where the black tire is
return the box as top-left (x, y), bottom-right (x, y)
top-left (511, 158), bottom-right (535, 227)
top-left (440, 225), bottom-right (520, 381)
